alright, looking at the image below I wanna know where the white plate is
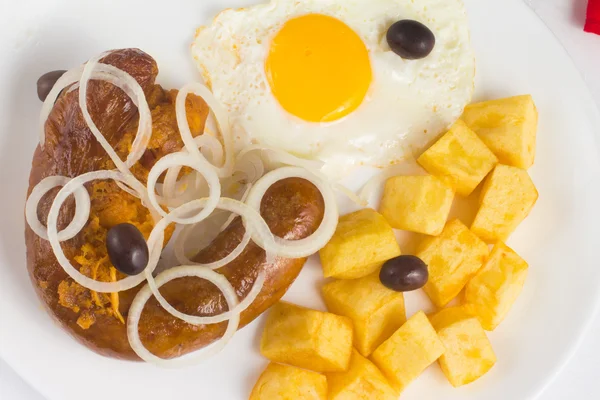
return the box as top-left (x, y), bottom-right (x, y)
top-left (1, 0), bottom-right (600, 399)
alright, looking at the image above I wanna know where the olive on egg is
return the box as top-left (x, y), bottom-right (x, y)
top-left (106, 223), bottom-right (149, 276)
top-left (379, 255), bottom-right (429, 292)
top-left (386, 20), bottom-right (435, 60)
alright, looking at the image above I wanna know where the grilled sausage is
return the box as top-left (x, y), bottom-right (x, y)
top-left (25, 48), bottom-right (325, 360)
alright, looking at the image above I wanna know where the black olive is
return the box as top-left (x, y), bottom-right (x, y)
top-left (106, 223), bottom-right (149, 276)
top-left (379, 255), bottom-right (429, 292)
top-left (386, 20), bottom-right (435, 60)
top-left (36, 70), bottom-right (67, 101)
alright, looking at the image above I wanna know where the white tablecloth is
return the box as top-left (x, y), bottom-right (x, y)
top-left (1, 0), bottom-right (599, 399)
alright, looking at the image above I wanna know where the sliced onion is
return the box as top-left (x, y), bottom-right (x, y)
top-left (234, 152), bottom-right (265, 184)
top-left (331, 181), bottom-right (367, 207)
top-left (144, 198), bottom-right (274, 274)
top-left (358, 163), bottom-right (422, 205)
top-left (46, 170), bottom-right (152, 293)
top-left (178, 230), bottom-right (251, 270)
top-left (246, 166), bottom-right (339, 258)
top-left (78, 58), bottom-right (151, 174)
top-left (176, 83), bottom-right (234, 178)
top-left (163, 165), bottom-right (183, 199)
top-left (195, 134), bottom-right (224, 166)
top-left (146, 152), bottom-right (221, 224)
top-left (159, 134), bottom-right (223, 207)
top-left (127, 265), bottom-right (241, 368)
top-left (173, 212), bottom-right (227, 265)
top-left (173, 208), bottom-right (252, 270)
top-left (142, 198), bottom-right (273, 326)
top-left (220, 183), bottom-right (253, 231)
top-left (145, 265), bottom-right (265, 326)
top-left (236, 145), bottom-right (324, 171)
top-left (25, 176), bottom-right (90, 241)
top-left (235, 145), bottom-right (363, 206)
top-left (92, 63), bottom-right (152, 168)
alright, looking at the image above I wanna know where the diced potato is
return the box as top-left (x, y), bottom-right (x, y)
top-left (371, 311), bottom-right (445, 393)
top-left (319, 209), bottom-right (401, 279)
top-left (417, 120), bottom-right (498, 196)
top-left (322, 272), bottom-right (406, 357)
top-left (260, 302), bottom-right (353, 372)
top-left (429, 307), bottom-right (497, 387)
top-left (471, 164), bottom-right (538, 242)
top-left (327, 349), bottom-right (397, 400)
top-left (250, 363), bottom-right (327, 400)
top-left (462, 95), bottom-right (538, 169)
top-left (464, 242), bottom-right (529, 330)
top-left (416, 219), bottom-right (489, 307)
top-left (379, 175), bottom-right (454, 236)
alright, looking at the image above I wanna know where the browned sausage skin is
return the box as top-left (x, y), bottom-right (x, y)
top-left (25, 49), bottom-right (325, 360)
top-left (138, 179), bottom-right (324, 359)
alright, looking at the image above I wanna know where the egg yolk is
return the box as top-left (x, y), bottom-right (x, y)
top-left (266, 14), bottom-right (372, 123)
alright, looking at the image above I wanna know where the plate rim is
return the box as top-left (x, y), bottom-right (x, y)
top-left (1, 0), bottom-right (600, 399)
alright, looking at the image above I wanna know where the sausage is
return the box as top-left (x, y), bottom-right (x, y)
top-left (25, 48), bottom-right (325, 360)
top-left (137, 178), bottom-right (324, 358)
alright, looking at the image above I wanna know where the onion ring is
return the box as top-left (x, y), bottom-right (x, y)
top-left (78, 58), bottom-right (152, 174)
top-left (25, 176), bottom-right (91, 241)
top-left (46, 170), bottom-right (153, 293)
top-left (176, 83), bottom-right (234, 177)
top-left (173, 211), bottom-right (228, 265)
top-left (195, 134), bottom-right (224, 166)
top-left (246, 166), bottom-right (338, 258)
top-left (127, 265), bottom-right (241, 367)
top-left (146, 152), bottom-right (221, 224)
top-left (236, 145), bottom-right (324, 171)
top-left (142, 198), bottom-right (273, 326)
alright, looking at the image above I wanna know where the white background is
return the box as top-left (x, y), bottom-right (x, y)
top-left (1, 0), bottom-right (599, 399)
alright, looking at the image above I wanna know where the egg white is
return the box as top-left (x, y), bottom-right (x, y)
top-left (192, 0), bottom-right (475, 177)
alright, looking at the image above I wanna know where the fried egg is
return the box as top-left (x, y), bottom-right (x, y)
top-left (192, 0), bottom-right (475, 176)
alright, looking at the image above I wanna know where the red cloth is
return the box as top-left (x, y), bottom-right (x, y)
top-left (585, 0), bottom-right (600, 35)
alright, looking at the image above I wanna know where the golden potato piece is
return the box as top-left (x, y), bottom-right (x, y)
top-left (319, 209), bottom-right (401, 279)
top-left (260, 302), bottom-right (353, 372)
top-left (327, 349), bottom-right (397, 400)
top-left (322, 272), bottom-right (406, 357)
top-left (462, 95), bottom-right (538, 169)
top-left (371, 311), bottom-right (445, 393)
top-left (471, 164), bottom-right (538, 242)
top-left (418, 120), bottom-right (498, 196)
top-left (465, 242), bottom-right (529, 330)
top-left (430, 307), bottom-right (496, 387)
top-left (416, 219), bottom-right (489, 307)
top-left (250, 363), bottom-right (327, 400)
top-left (379, 175), bottom-right (454, 236)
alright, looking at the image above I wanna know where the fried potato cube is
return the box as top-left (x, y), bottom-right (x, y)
top-left (417, 120), bottom-right (498, 196)
top-left (250, 363), bottom-right (327, 400)
top-left (327, 350), bottom-right (397, 400)
top-left (462, 95), bottom-right (538, 169)
top-left (465, 242), bottom-right (529, 330)
top-left (371, 311), bottom-right (445, 393)
top-left (379, 175), bottom-right (454, 236)
top-left (319, 209), bottom-right (401, 279)
top-left (260, 302), bottom-right (353, 372)
top-left (471, 164), bottom-right (538, 242)
top-left (416, 219), bottom-right (489, 307)
top-left (322, 272), bottom-right (406, 357)
top-left (429, 307), bottom-right (497, 387)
